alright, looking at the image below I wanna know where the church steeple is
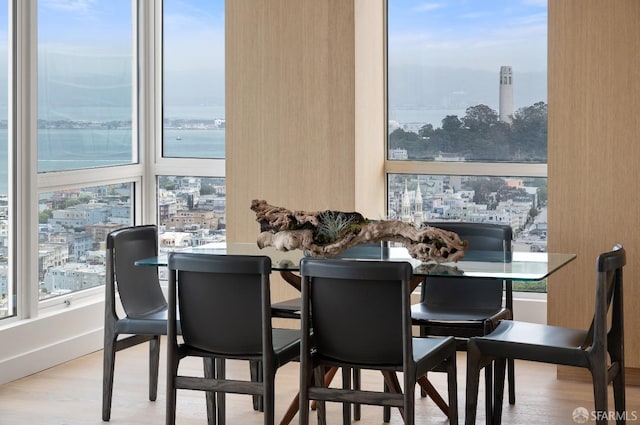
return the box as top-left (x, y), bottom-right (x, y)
top-left (413, 180), bottom-right (424, 224)
top-left (401, 179), bottom-right (412, 222)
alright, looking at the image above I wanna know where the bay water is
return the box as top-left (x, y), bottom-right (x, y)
top-left (0, 127), bottom-right (226, 194)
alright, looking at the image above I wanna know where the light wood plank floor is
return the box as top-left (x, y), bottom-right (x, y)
top-left (0, 342), bottom-right (638, 425)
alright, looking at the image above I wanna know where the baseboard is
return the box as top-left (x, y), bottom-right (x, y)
top-left (0, 297), bottom-right (104, 385)
top-left (557, 365), bottom-right (640, 386)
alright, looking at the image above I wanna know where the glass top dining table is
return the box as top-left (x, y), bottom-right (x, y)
top-left (136, 242), bottom-right (576, 282)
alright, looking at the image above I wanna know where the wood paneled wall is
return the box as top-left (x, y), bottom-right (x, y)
top-left (226, 1), bottom-right (384, 308)
top-left (548, 0), bottom-right (640, 376)
top-left (226, 0), bottom-right (385, 243)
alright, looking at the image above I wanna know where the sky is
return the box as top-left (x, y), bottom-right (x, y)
top-left (388, 0), bottom-right (548, 121)
top-left (388, 0), bottom-right (547, 72)
top-left (0, 1), bottom-right (545, 121)
top-left (35, 0), bottom-right (225, 116)
top-left (162, 0), bottom-right (225, 108)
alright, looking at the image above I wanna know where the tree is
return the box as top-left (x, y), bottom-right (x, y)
top-left (418, 123), bottom-right (434, 139)
top-left (511, 101), bottom-right (547, 161)
top-left (200, 183), bottom-right (215, 195)
top-left (389, 127), bottom-right (421, 158)
top-left (462, 104), bottom-right (498, 133)
top-left (441, 115), bottom-right (462, 132)
top-left (39, 209), bottom-right (53, 224)
top-left (389, 127), bottom-right (418, 143)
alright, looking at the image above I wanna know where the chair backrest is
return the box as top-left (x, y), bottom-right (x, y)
top-left (582, 244), bottom-right (626, 351)
top-left (106, 225), bottom-right (167, 318)
top-left (421, 221), bottom-right (512, 310)
top-left (300, 258), bottom-right (413, 366)
top-left (168, 253), bottom-right (272, 356)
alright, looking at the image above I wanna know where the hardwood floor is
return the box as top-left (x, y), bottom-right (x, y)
top-left (0, 342), bottom-right (638, 425)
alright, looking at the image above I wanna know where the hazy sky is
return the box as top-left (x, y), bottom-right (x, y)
top-left (388, 0), bottom-right (547, 72)
top-left (1, 1), bottom-right (545, 121)
top-left (32, 0), bottom-right (225, 117)
top-left (163, 0), bottom-right (225, 108)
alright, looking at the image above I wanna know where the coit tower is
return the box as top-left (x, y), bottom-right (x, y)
top-left (499, 66), bottom-right (513, 123)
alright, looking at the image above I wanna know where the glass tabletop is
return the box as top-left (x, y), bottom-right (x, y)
top-left (136, 242), bottom-right (576, 282)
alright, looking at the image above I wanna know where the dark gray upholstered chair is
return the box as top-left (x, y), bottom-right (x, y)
top-left (166, 253), bottom-right (301, 425)
top-left (270, 243), bottom-right (387, 319)
top-left (298, 258), bottom-right (459, 425)
top-left (271, 243), bottom-right (389, 422)
top-left (465, 244), bottom-right (626, 425)
top-left (411, 222), bottom-right (515, 418)
top-left (103, 224), bottom-right (173, 421)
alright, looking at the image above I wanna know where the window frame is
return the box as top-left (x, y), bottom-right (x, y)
top-left (9, 0), bottom-right (226, 317)
top-left (383, 0), bottom-right (548, 294)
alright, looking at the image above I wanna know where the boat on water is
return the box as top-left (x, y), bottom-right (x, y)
top-left (175, 136), bottom-right (182, 140)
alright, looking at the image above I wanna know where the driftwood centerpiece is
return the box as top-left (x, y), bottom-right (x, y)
top-left (251, 199), bottom-right (467, 263)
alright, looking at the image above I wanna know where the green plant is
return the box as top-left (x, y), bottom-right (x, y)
top-left (315, 211), bottom-right (357, 243)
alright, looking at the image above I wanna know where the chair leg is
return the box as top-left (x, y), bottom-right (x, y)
top-left (383, 381), bottom-right (391, 422)
top-left (446, 354), bottom-right (459, 425)
top-left (149, 335), bottom-right (161, 401)
top-left (250, 360), bottom-right (264, 412)
top-left (492, 358), bottom-right (507, 425)
top-left (341, 367), bottom-right (352, 425)
top-left (404, 377), bottom-right (416, 425)
top-left (507, 358), bottom-right (516, 405)
top-left (609, 341), bottom-right (626, 425)
top-left (298, 362), bottom-right (311, 425)
top-left (612, 365), bottom-right (626, 425)
top-left (166, 355), bottom-right (179, 425)
top-left (314, 367), bottom-right (327, 425)
top-left (465, 342), bottom-right (483, 425)
top-left (484, 363), bottom-right (493, 424)
top-left (352, 368), bottom-right (361, 420)
top-left (216, 358), bottom-right (226, 425)
top-left (102, 335), bottom-right (117, 421)
top-left (419, 326), bottom-right (428, 398)
top-left (591, 366), bottom-right (609, 425)
top-left (203, 358), bottom-right (217, 425)
top-left (263, 364), bottom-right (276, 425)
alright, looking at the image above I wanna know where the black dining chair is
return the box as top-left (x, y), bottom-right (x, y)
top-left (166, 253), bottom-right (301, 425)
top-left (411, 222), bottom-right (515, 419)
top-left (465, 244), bottom-right (626, 425)
top-left (270, 243), bottom-right (387, 319)
top-left (298, 258), bottom-right (459, 425)
top-left (102, 225), bottom-right (173, 421)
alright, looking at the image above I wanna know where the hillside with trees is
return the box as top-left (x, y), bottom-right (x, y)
top-left (389, 102), bottom-right (547, 162)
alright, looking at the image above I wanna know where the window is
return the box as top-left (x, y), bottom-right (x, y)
top-left (38, 0), bottom-right (134, 172)
top-left (157, 176), bottom-right (225, 248)
top-left (39, 184), bottom-right (133, 300)
top-left (387, 1), bottom-right (548, 291)
top-left (35, 1), bottom-right (136, 303)
top-left (162, 0), bottom-right (225, 159)
top-left (159, 1), bottom-right (226, 248)
top-left (1, 0), bottom-right (227, 385)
